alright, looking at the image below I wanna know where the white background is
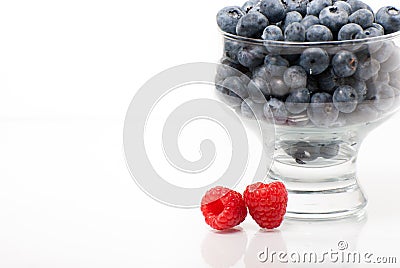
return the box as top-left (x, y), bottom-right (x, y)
top-left (0, 0), bottom-right (399, 267)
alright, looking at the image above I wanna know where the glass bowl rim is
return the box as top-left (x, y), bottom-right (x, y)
top-left (221, 29), bottom-right (400, 47)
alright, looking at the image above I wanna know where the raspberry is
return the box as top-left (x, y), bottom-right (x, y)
top-left (243, 181), bottom-right (288, 229)
top-left (201, 186), bottom-right (247, 230)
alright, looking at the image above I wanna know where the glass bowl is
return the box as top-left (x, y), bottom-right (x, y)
top-left (215, 22), bottom-right (400, 219)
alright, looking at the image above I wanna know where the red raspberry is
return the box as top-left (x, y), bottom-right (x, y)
top-left (201, 186), bottom-right (247, 230)
top-left (243, 181), bottom-right (288, 229)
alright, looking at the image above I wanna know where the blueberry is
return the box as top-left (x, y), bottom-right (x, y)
top-left (368, 82), bottom-right (395, 111)
top-left (242, 0), bottom-right (260, 13)
top-left (345, 0), bottom-right (373, 13)
top-left (241, 74), bottom-right (253, 90)
top-left (355, 48), bottom-right (371, 62)
top-left (241, 98), bottom-right (265, 119)
top-left (284, 22), bottom-right (306, 41)
top-left (283, 11), bottom-right (303, 30)
top-left (270, 76), bottom-right (290, 96)
top-left (236, 11), bottom-right (269, 38)
top-left (338, 23), bottom-right (365, 41)
top-left (299, 48), bottom-right (330, 75)
top-left (216, 62), bottom-right (236, 80)
top-left (372, 41), bottom-right (394, 63)
top-left (216, 78), bottom-right (243, 107)
top-left (319, 142), bottom-right (339, 159)
top-left (285, 88), bottom-right (311, 114)
top-left (307, 0), bottom-right (332, 17)
top-left (337, 76), bottom-right (367, 101)
top-left (222, 76), bottom-right (249, 99)
top-left (215, 73), bottom-right (225, 92)
top-left (364, 27), bottom-right (384, 38)
top-left (252, 65), bottom-right (272, 81)
top-left (333, 85), bottom-right (358, 113)
top-left (307, 93), bottom-right (339, 127)
top-left (221, 90), bottom-right (244, 107)
top-left (264, 98), bottom-right (289, 124)
top-left (369, 73), bottom-right (379, 83)
top-left (364, 27), bottom-right (384, 53)
top-left (217, 58), bottom-right (246, 79)
top-left (354, 58), bottom-right (380, 81)
top-left (348, 9), bottom-right (374, 29)
top-left (307, 75), bottom-right (320, 92)
top-left (306, 25), bottom-right (333, 41)
top-left (229, 90), bottom-right (243, 99)
top-left (248, 77), bottom-right (271, 102)
top-left (346, 103), bottom-right (379, 123)
top-left (286, 0), bottom-right (309, 16)
top-left (282, 53), bottom-right (301, 65)
top-left (301, 15), bottom-right (320, 29)
top-left (389, 71), bottom-right (400, 89)
top-left (371, 23), bottom-right (385, 35)
top-left (262, 25), bottom-right (284, 41)
top-left (224, 39), bottom-right (241, 63)
top-left (216, 6), bottom-right (245, 34)
top-left (260, 0), bottom-right (287, 23)
top-left (389, 69), bottom-right (400, 79)
top-left (317, 68), bottom-right (338, 93)
top-left (372, 72), bottom-right (390, 84)
top-left (333, 1), bottom-right (352, 15)
top-left (264, 54), bottom-right (290, 76)
top-left (283, 66), bottom-right (308, 89)
top-left (319, 6), bottom-right (349, 32)
top-left (289, 141), bottom-right (319, 162)
top-left (376, 6), bottom-right (400, 34)
top-left (380, 48), bottom-right (400, 73)
top-left (238, 45), bottom-right (267, 68)
top-left (332, 50), bottom-right (358, 78)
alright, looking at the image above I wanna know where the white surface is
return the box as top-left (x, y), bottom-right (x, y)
top-left (0, 0), bottom-right (399, 267)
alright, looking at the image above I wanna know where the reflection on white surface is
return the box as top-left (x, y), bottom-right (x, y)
top-left (280, 212), bottom-right (367, 267)
top-left (202, 212), bottom-right (367, 267)
top-left (202, 228), bottom-right (247, 268)
top-left (244, 229), bottom-right (287, 268)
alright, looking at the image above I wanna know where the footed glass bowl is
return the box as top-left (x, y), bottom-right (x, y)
top-left (215, 28), bottom-right (400, 219)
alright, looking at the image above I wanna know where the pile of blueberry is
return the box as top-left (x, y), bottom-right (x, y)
top-left (215, 0), bottom-right (400, 127)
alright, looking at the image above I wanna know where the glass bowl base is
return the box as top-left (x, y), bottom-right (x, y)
top-left (262, 123), bottom-right (375, 219)
top-left (269, 165), bottom-right (367, 220)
